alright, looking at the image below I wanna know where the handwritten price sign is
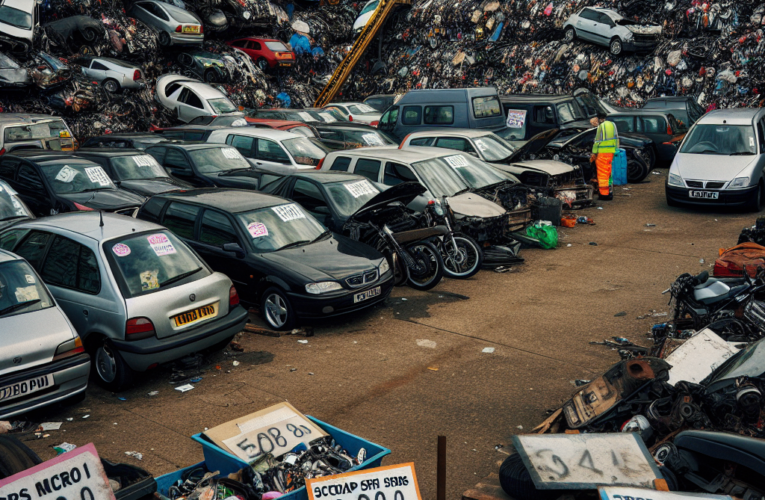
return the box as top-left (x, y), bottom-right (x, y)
top-left (307, 463), bottom-right (421, 500)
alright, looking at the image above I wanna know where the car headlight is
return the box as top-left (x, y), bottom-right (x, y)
top-left (243, 10), bottom-right (251, 19)
top-left (379, 259), bottom-right (390, 275)
top-left (305, 281), bottom-right (343, 294)
top-left (730, 177), bottom-right (750, 189)
top-left (667, 173), bottom-right (684, 187)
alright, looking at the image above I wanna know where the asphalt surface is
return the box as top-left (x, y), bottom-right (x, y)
top-left (21, 170), bottom-right (755, 499)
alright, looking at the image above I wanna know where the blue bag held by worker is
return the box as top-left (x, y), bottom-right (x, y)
top-left (612, 148), bottom-right (628, 186)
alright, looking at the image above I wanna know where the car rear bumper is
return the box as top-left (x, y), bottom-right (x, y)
top-left (665, 184), bottom-right (756, 206)
top-left (112, 306), bottom-right (248, 371)
top-left (287, 274), bottom-right (394, 319)
top-left (0, 353), bottom-right (90, 420)
top-left (170, 33), bottom-right (204, 45)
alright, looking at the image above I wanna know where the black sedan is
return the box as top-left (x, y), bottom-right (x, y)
top-left (80, 133), bottom-right (170, 150)
top-left (135, 189), bottom-right (393, 329)
top-left (146, 143), bottom-right (289, 190)
top-left (313, 123), bottom-right (397, 151)
top-left (0, 152), bottom-right (145, 216)
top-left (75, 148), bottom-right (192, 197)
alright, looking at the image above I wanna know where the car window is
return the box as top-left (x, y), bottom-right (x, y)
top-left (165, 82), bottom-right (183, 97)
top-left (200, 210), bottom-right (238, 246)
top-left (472, 96), bottom-right (502, 118)
top-left (237, 204), bottom-right (326, 253)
top-left (0, 228), bottom-right (29, 251)
top-left (424, 106), bottom-right (454, 125)
top-left (184, 132), bottom-right (205, 141)
top-left (533, 105), bottom-right (555, 124)
top-left (638, 116), bottom-right (666, 134)
top-left (13, 231), bottom-right (51, 269)
top-left (91, 61), bottom-right (108, 70)
top-left (257, 139), bottom-right (291, 164)
top-left (598, 13), bottom-right (614, 25)
top-left (163, 202), bottom-right (200, 239)
top-left (164, 149), bottom-right (191, 170)
top-left (147, 146), bottom-right (167, 163)
top-left (17, 165), bottom-right (44, 191)
top-left (402, 106), bottom-right (422, 125)
top-left (229, 40), bottom-right (246, 48)
top-left (110, 154), bottom-right (168, 180)
top-left (579, 8), bottom-right (597, 21)
top-left (343, 130), bottom-right (390, 147)
top-left (260, 173), bottom-right (281, 189)
top-left (0, 259), bottom-right (54, 318)
top-left (138, 197), bottom-right (165, 224)
top-left (384, 162), bottom-right (417, 185)
top-left (228, 135), bottom-right (255, 156)
top-left (154, 4), bottom-right (172, 20)
top-left (379, 106), bottom-right (399, 132)
top-left (325, 179), bottom-right (380, 217)
top-left (319, 130), bottom-right (344, 141)
top-left (612, 117), bottom-right (635, 133)
top-left (41, 235), bottom-right (100, 294)
top-left (679, 124), bottom-right (757, 155)
top-left (365, 98), bottom-right (383, 109)
top-left (180, 89), bottom-right (204, 109)
top-left (360, 0), bottom-right (379, 15)
top-left (409, 137), bottom-right (434, 146)
top-left (0, 5), bottom-right (33, 29)
top-left (189, 147), bottom-right (249, 174)
top-left (354, 159), bottom-right (381, 182)
top-left (293, 179), bottom-right (329, 213)
top-left (250, 41), bottom-right (262, 50)
top-left (434, 137), bottom-right (478, 156)
top-left (329, 156), bottom-right (352, 171)
top-left (0, 159), bottom-right (19, 179)
top-left (189, 116), bottom-right (214, 125)
top-left (758, 121), bottom-right (765, 153)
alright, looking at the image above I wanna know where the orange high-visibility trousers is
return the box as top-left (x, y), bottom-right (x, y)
top-left (595, 153), bottom-right (614, 197)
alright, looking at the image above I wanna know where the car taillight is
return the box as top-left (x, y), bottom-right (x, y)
top-left (73, 202), bottom-right (93, 211)
top-left (348, 115), bottom-right (353, 122)
top-left (0, 148), bottom-right (5, 156)
top-left (133, 69), bottom-right (141, 81)
top-left (126, 317), bottom-right (155, 340)
top-left (229, 285), bottom-right (239, 306)
top-left (370, 120), bottom-right (379, 127)
top-left (199, 25), bottom-right (204, 33)
top-left (175, 25), bottom-right (182, 32)
top-left (315, 157), bottom-right (325, 170)
top-left (667, 124), bottom-right (673, 135)
top-left (53, 336), bottom-right (85, 361)
top-left (399, 133), bottom-right (413, 149)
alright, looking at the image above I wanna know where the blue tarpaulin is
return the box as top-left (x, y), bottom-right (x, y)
top-left (289, 33), bottom-right (312, 55)
top-left (276, 92), bottom-right (291, 108)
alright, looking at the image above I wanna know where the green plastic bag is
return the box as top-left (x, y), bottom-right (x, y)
top-left (525, 224), bottom-right (558, 249)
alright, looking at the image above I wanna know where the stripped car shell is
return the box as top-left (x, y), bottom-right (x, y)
top-left (0, 52), bottom-right (30, 88)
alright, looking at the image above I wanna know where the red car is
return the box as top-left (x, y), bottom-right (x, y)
top-left (226, 38), bottom-right (295, 70)
top-left (246, 118), bottom-right (318, 138)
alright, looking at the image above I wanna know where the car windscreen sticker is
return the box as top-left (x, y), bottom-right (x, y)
top-left (15, 286), bottom-right (39, 302)
top-left (85, 166), bottom-right (112, 186)
top-left (751, 137), bottom-right (755, 147)
top-left (298, 112), bottom-right (314, 122)
top-left (133, 155), bottom-right (156, 167)
top-left (345, 180), bottom-right (377, 198)
top-left (362, 133), bottom-right (384, 146)
top-left (24, 274), bottom-right (35, 284)
top-left (319, 113), bottom-right (337, 123)
top-left (147, 233), bottom-right (177, 256)
top-left (113, 243), bottom-right (131, 257)
top-left (506, 110), bottom-right (527, 128)
top-left (222, 148), bottom-right (241, 160)
top-left (247, 222), bottom-right (268, 238)
top-left (232, 119), bottom-right (248, 127)
top-left (444, 155), bottom-right (468, 169)
top-left (55, 165), bottom-right (78, 183)
top-left (140, 269), bottom-right (159, 291)
top-left (272, 203), bottom-right (305, 222)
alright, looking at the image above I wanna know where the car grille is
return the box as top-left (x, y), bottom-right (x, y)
top-left (633, 34), bottom-right (659, 45)
top-left (686, 180), bottom-right (725, 189)
top-left (706, 182), bottom-right (725, 189)
top-left (685, 180), bottom-right (704, 188)
top-left (346, 269), bottom-right (379, 288)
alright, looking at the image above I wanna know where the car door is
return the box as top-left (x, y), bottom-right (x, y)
top-left (87, 60), bottom-right (109, 82)
top-left (637, 115), bottom-right (672, 160)
top-left (15, 163), bottom-right (52, 216)
top-left (163, 148), bottom-right (200, 185)
top-left (0, 158), bottom-right (19, 190)
top-left (254, 138), bottom-right (292, 168)
top-left (575, 8), bottom-right (599, 42)
top-left (352, 158), bottom-right (382, 183)
top-left (179, 88), bottom-right (208, 122)
top-left (291, 178), bottom-right (335, 229)
top-left (379, 105), bottom-right (399, 138)
top-left (596, 13), bottom-right (616, 45)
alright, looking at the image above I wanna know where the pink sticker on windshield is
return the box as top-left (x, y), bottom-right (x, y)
top-left (112, 243), bottom-right (131, 257)
top-left (147, 233), bottom-right (176, 256)
top-left (247, 222), bottom-right (268, 238)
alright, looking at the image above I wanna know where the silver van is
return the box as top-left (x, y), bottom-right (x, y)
top-left (0, 114), bottom-right (77, 153)
top-left (0, 213), bottom-right (248, 391)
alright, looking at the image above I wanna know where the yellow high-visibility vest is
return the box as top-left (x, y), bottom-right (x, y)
top-left (593, 121), bottom-right (619, 154)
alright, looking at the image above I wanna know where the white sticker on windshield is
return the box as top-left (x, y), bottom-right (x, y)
top-left (25, 274), bottom-right (35, 284)
top-left (222, 148), bottom-right (241, 160)
top-left (362, 133), bottom-right (384, 146)
top-left (55, 165), bottom-right (78, 183)
top-left (85, 166), bottom-right (111, 186)
top-left (298, 112), bottom-right (314, 122)
top-left (319, 112), bottom-right (337, 123)
top-left (345, 180), bottom-right (377, 198)
top-left (147, 233), bottom-right (176, 256)
top-left (272, 204), bottom-right (305, 222)
top-left (750, 137), bottom-right (755, 147)
top-left (133, 156), bottom-right (155, 167)
top-left (15, 286), bottom-right (39, 302)
top-left (247, 222), bottom-right (268, 238)
top-left (232, 119), bottom-right (248, 127)
top-left (444, 155), bottom-right (468, 168)
top-left (112, 243), bottom-right (131, 257)
top-left (476, 142), bottom-right (488, 151)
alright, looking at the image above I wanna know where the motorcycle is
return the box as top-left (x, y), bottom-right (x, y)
top-left (420, 197), bottom-right (483, 279)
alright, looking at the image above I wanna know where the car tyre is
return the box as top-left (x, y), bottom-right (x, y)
top-left (82, 27), bottom-right (98, 42)
top-left (93, 339), bottom-right (134, 392)
top-left (564, 26), bottom-right (576, 42)
top-left (261, 287), bottom-right (296, 331)
top-left (204, 70), bottom-right (218, 83)
top-left (159, 31), bottom-right (172, 47)
top-left (103, 78), bottom-right (120, 93)
top-left (746, 182), bottom-right (763, 213)
top-left (626, 157), bottom-right (649, 183)
top-left (257, 58), bottom-right (269, 71)
top-left (0, 436), bottom-right (41, 479)
top-left (499, 453), bottom-right (558, 500)
top-left (609, 37), bottom-right (623, 56)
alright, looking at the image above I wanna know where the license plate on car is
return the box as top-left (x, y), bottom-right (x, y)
top-left (689, 190), bottom-right (719, 199)
top-left (183, 25), bottom-right (200, 33)
top-left (173, 303), bottom-right (218, 327)
top-left (354, 286), bottom-right (381, 303)
top-left (0, 374), bottom-right (54, 403)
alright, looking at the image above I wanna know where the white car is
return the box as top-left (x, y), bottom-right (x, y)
top-left (0, 0), bottom-right (34, 55)
top-left (353, 0), bottom-right (378, 34)
top-left (205, 127), bottom-right (328, 169)
top-left (155, 74), bottom-right (238, 123)
top-left (324, 102), bottom-right (382, 126)
top-left (80, 57), bottom-right (146, 93)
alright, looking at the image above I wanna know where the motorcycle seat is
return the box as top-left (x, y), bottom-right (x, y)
top-left (675, 430), bottom-right (765, 468)
top-left (694, 282), bottom-right (749, 305)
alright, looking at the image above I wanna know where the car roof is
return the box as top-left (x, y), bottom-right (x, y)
top-left (210, 127), bottom-right (300, 140)
top-left (160, 143), bottom-right (230, 151)
top-left (3, 0), bottom-right (34, 12)
top-left (406, 128), bottom-right (493, 139)
top-left (608, 109), bottom-right (678, 117)
top-left (0, 249), bottom-right (21, 264)
top-left (313, 122), bottom-right (380, 131)
top-left (75, 148), bottom-right (145, 156)
top-left (327, 102), bottom-right (365, 106)
top-left (18, 212), bottom-right (162, 242)
top-left (236, 37), bottom-right (282, 42)
top-left (248, 119), bottom-right (308, 128)
top-left (328, 146), bottom-right (453, 163)
top-left (184, 82), bottom-right (225, 98)
top-left (397, 87), bottom-right (498, 104)
top-left (154, 188), bottom-right (288, 213)
top-left (584, 7), bottom-right (622, 18)
top-left (6, 151), bottom-right (98, 165)
top-left (87, 133), bottom-right (160, 138)
top-left (288, 171), bottom-right (365, 184)
top-left (501, 93), bottom-right (573, 103)
top-left (697, 108), bottom-right (765, 125)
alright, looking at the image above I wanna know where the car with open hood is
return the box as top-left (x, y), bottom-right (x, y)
top-left (135, 189), bottom-right (394, 330)
top-left (563, 7), bottom-right (661, 55)
top-left (155, 74), bottom-right (238, 123)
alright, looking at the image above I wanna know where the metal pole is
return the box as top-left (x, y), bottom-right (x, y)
top-left (437, 436), bottom-right (446, 500)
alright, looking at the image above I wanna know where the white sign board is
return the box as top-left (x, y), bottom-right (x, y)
top-left (344, 180), bottom-right (377, 198)
top-left (665, 328), bottom-right (741, 386)
top-left (0, 443), bottom-right (115, 500)
top-left (307, 463), bottom-right (422, 500)
top-left (272, 204), bottom-right (306, 222)
top-left (599, 487), bottom-right (733, 500)
top-left (513, 433), bottom-right (660, 490)
top-left (506, 109), bottom-right (527, 128)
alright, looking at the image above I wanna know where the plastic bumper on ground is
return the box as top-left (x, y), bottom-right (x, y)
top-left (0, 353), bottom-right (90, 420)
top-left (170, 33), bottom-right (204, 45)
top-left (623, 40), bottom-right (659, 53)
top-left (665, 184), bottom-right (757, 207)
top-left (112, 306), bottom-right (249, 371)
top-left (288, 274), bottom-right (394, 320)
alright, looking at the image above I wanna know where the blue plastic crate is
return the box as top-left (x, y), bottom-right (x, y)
top-left (156, 462), bottom-right (209, 496)
top-left (189, 415), bottom-right (391, 500)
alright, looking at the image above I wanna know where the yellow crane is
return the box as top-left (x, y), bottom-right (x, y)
top-left (313, 0), bottom-right (411, 108)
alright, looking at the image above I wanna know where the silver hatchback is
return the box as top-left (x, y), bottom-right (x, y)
top-left (0, 249), bottom-right (89, 418)
top-left (0, 213), bottom-right (248, 391)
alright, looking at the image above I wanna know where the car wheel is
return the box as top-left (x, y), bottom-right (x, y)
top-left (564, 26), bottom-right (576, 42)
top-left (103, 78), bottom-right (120, 93)
top-left (610, 37), bottom-right (623, 56)
top-left (0, 436), bottom-right (42, 478)
top-left (159, 31), bottom-right (172, 46)
top-left (204, 70), bottom-right (218, 83)
top-left (257, 58), bottom-right (269, 71)
top-left (499, 453), bottom-right (558, 500)
top-left (82, 27), bottom-right (98, 42)
top-left (261, 287), bottom-right (296, 331)
top-left (626, 157), bottom-right (649, 183)
top-left (746, 182), bottom-right (763, 213)
top-left (93, 339), bottom-right (133, 392)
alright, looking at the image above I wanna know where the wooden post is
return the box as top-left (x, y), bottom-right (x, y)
top-left (437, 436), bottom-right (446, 500)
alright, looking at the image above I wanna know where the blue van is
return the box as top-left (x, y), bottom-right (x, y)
top-left (377, 87), bottom-right (506, 141)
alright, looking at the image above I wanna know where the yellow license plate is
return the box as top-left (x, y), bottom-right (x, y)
top-left (173, 303), bottom-right (217, 327)
top-left (182, 26), bottom-right (200, 33)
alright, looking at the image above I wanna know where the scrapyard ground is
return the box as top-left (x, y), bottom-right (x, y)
top-left (19, 170), bottom-right (754, 499)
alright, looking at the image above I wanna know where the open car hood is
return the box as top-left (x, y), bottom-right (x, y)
top-left (506, 128), bottom-right (560, 163)
top-left (347, 181), bottom-right (426, 223)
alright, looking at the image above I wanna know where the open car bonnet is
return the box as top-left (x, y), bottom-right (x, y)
top-left (504, 128), bottom-right (561, 163)
top-left (346, 181), bottom-right (426, 224)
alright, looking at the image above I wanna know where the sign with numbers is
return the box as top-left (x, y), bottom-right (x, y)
top-left (513, 433), bottom-right (661, 490)
top-left (599, 487), bottom-right (732, 500)
top-left (0, 443), bottom-right (115, 500)
top-left (206, 403), bottom-right (327, 462)
top-left (444, 155), bottom-right (468, 169)
top-left (85, 167), bottom-right (111, 187)
top-left (307, 464), bottom-right (421, 500)
top-left (272, 204), bottom-right (306, 222)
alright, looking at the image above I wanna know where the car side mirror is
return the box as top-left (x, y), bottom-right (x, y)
top-left (223, 242), bottom-right (245, 258)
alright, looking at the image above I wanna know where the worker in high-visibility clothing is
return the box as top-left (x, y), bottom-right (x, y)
top-left (590, 112), bottom-right (619, 201)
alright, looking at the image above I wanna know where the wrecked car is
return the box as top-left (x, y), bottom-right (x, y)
top-left (0, 114), bottom-right (77, 153)
top-left (563, 7), bottom-right (661, 55)
top-left (226, 38), bottom-right (294, 70)
top-left (0, 52), bottom-right (30, 88)
top-left (0, 0), bottom-right (34, 56)
top-left (127, 0), bottom-right (203, 47)
top-left (77, 56), bottom-right (146, 93)
top-left (43, 15), bottom-right (107, 51)
top-left (182, 0), bottom-right (277, 32)
top-left (155, 74), bottom-right (238, 123)
top-left (177, 50), bottom-right (229, 83)
top-left (28, 52), bottom-right (72, 90)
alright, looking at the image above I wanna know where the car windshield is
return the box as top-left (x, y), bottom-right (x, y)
top-left (41, 162), bottom-right (116, 193)
top-left (106, 230), bottom-right (210, 298)
top-left (189, 147), bottom-right (250, 173)
top-left (411, 158), bottom-right (470, 198)
top-left (0, 260), bottom-right (53, 318)
top-left (679, 124), bottom-right (757, 155)
top-left (431, 153), bottom-right (509, 190)
top-left (325, 179), bottom-right (381, 217)
top-left (289, 127), bottom-right (316, 138)
top-left (348, 104), bottom-right (377, 114)
top-left (213, 116), bottom-right (247, 127)
top-left (0, 181), bottom-right (30, 221)
top-left (170, 7), bottom-right (199, 23)
top-left (556, 102), bottom-right (585, 124)
top-left (344, 130), bottom-right (392, 147)
top-left (237, 203), bottom-right (326, 253)
top-left (0, 53), bottom-right (19, 69)
top-left (282, 138), bottom-right (326, 166)
top-left (360, 0), bottom-right (379, 15)
top-left (208, 98), bottom-right (237, 114)
top-left (317, 109), bottom-right (346, 122)
top-left (110, 154), bottom-right (170, 181)
top-left (708, 336), bottom-right (765, 385)
top-left (4, 120), bottom-right (69, 144)
top-left (474, 135), bottom-right (516, 162)
top-left (265, 41), bottom-right (288, 51)
top-left (0, 5), bottom-right (32, 29)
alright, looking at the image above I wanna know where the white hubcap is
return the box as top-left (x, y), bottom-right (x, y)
top-left (265, 294), bottom-right (288, 328)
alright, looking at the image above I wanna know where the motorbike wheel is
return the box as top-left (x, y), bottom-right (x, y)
top-left (627, 156), bottom-right (649, 183)
top-left (440, 234), bottom-right (483, 279)
top-left (405, 241), bottom-right (444, 291)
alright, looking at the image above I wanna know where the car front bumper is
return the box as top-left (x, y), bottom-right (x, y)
top-left (112, 306), bottom-right (249, 371)
top-left (287, 274), bottom-right (394, 319)
top-left (623, 39), bottom-right (659, 53)
top-left (665, 184), bottom-right (757, 207)
top-left (0, 353), bottom-right (90, 420)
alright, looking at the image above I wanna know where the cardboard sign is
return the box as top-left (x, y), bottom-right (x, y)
top-left (344, 180), bottom-right (377, 198)
top-left (506, 109), bottom-right (527, 128)
top-left (205, 402), bottom-right (327, 462)
top-left (444, 155), bottom-right (468, 169)
top-left (307, 464), bottom-right (422, 500)
top-left (272, 204), bottom-right (305, 222)
top-left (222, 148), bottom-right (241, 160)
top-left (55, 166), bottom-right (78, 183)
top-left (85, 167), bottom-right (111, 187)
top-left (513, 433), bottom-right (661, 490)
top-left (247, 222), bottom-right (268, 238)
top-left (133, 156), bottom-right (156, 167)
top-left (599, 487), bottom-right (733, 500)
top-left (0, 443), bottom-right (115, 500)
